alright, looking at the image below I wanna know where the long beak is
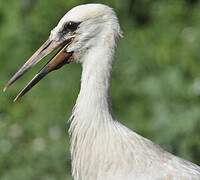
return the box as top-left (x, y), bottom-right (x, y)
top-left (4, 38), bottom-right (73, 101)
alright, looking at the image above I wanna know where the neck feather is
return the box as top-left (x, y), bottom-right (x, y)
top-left (70, 38), bottom-right (116, 127)
top-left (69, 17), bottom-right (120, 130)
top-left (68, 27), bottom-right (124, 180)
top-left (69, 38), bottom-right (116, 178)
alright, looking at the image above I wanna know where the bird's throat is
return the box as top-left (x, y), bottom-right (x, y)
top-left (71, 45), bottom-right (114, 125)
top-left (69, 45), bottom-right (115, 179)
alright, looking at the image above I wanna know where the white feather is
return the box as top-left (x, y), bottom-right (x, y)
top-left (51, 3), bottom-right (200, 180)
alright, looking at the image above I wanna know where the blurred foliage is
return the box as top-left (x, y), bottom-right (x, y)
top-left (0, 0), bottom-right (200, 179)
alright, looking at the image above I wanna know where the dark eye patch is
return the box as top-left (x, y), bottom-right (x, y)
top-left (63, 21), bottom-right (81, 33)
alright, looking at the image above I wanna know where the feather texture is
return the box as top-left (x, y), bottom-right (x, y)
top-left (60, 4), bottom-right (200, 180)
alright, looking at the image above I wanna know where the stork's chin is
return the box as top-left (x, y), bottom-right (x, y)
top-left (4, 37), bottom-right (74, 102)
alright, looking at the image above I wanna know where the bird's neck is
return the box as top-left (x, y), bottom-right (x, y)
top-left (70, 41), bottom-right (115, 129)
top-left (69, 33), bottom-right (120, 180)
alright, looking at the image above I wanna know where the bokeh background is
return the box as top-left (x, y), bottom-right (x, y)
top-left (0, 0), bottom-right (200, 179)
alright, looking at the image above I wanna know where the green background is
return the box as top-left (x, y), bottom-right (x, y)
top-left (0, 0), bottom-right (200, 179)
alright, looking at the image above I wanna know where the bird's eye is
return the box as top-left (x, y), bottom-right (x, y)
top-left (63, 21), bottom-right (81, 33)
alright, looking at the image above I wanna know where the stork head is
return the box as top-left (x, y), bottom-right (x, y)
top-left (4, 4), bottom-right (122, 101)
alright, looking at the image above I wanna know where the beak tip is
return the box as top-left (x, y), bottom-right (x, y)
top-left (3, 86), bottom-right (7, 92)
top-left (13, 97), bottom-right (19, 102)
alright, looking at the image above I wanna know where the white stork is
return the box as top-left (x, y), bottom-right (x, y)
top-left (4, 3), bottom-right (200, 180)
